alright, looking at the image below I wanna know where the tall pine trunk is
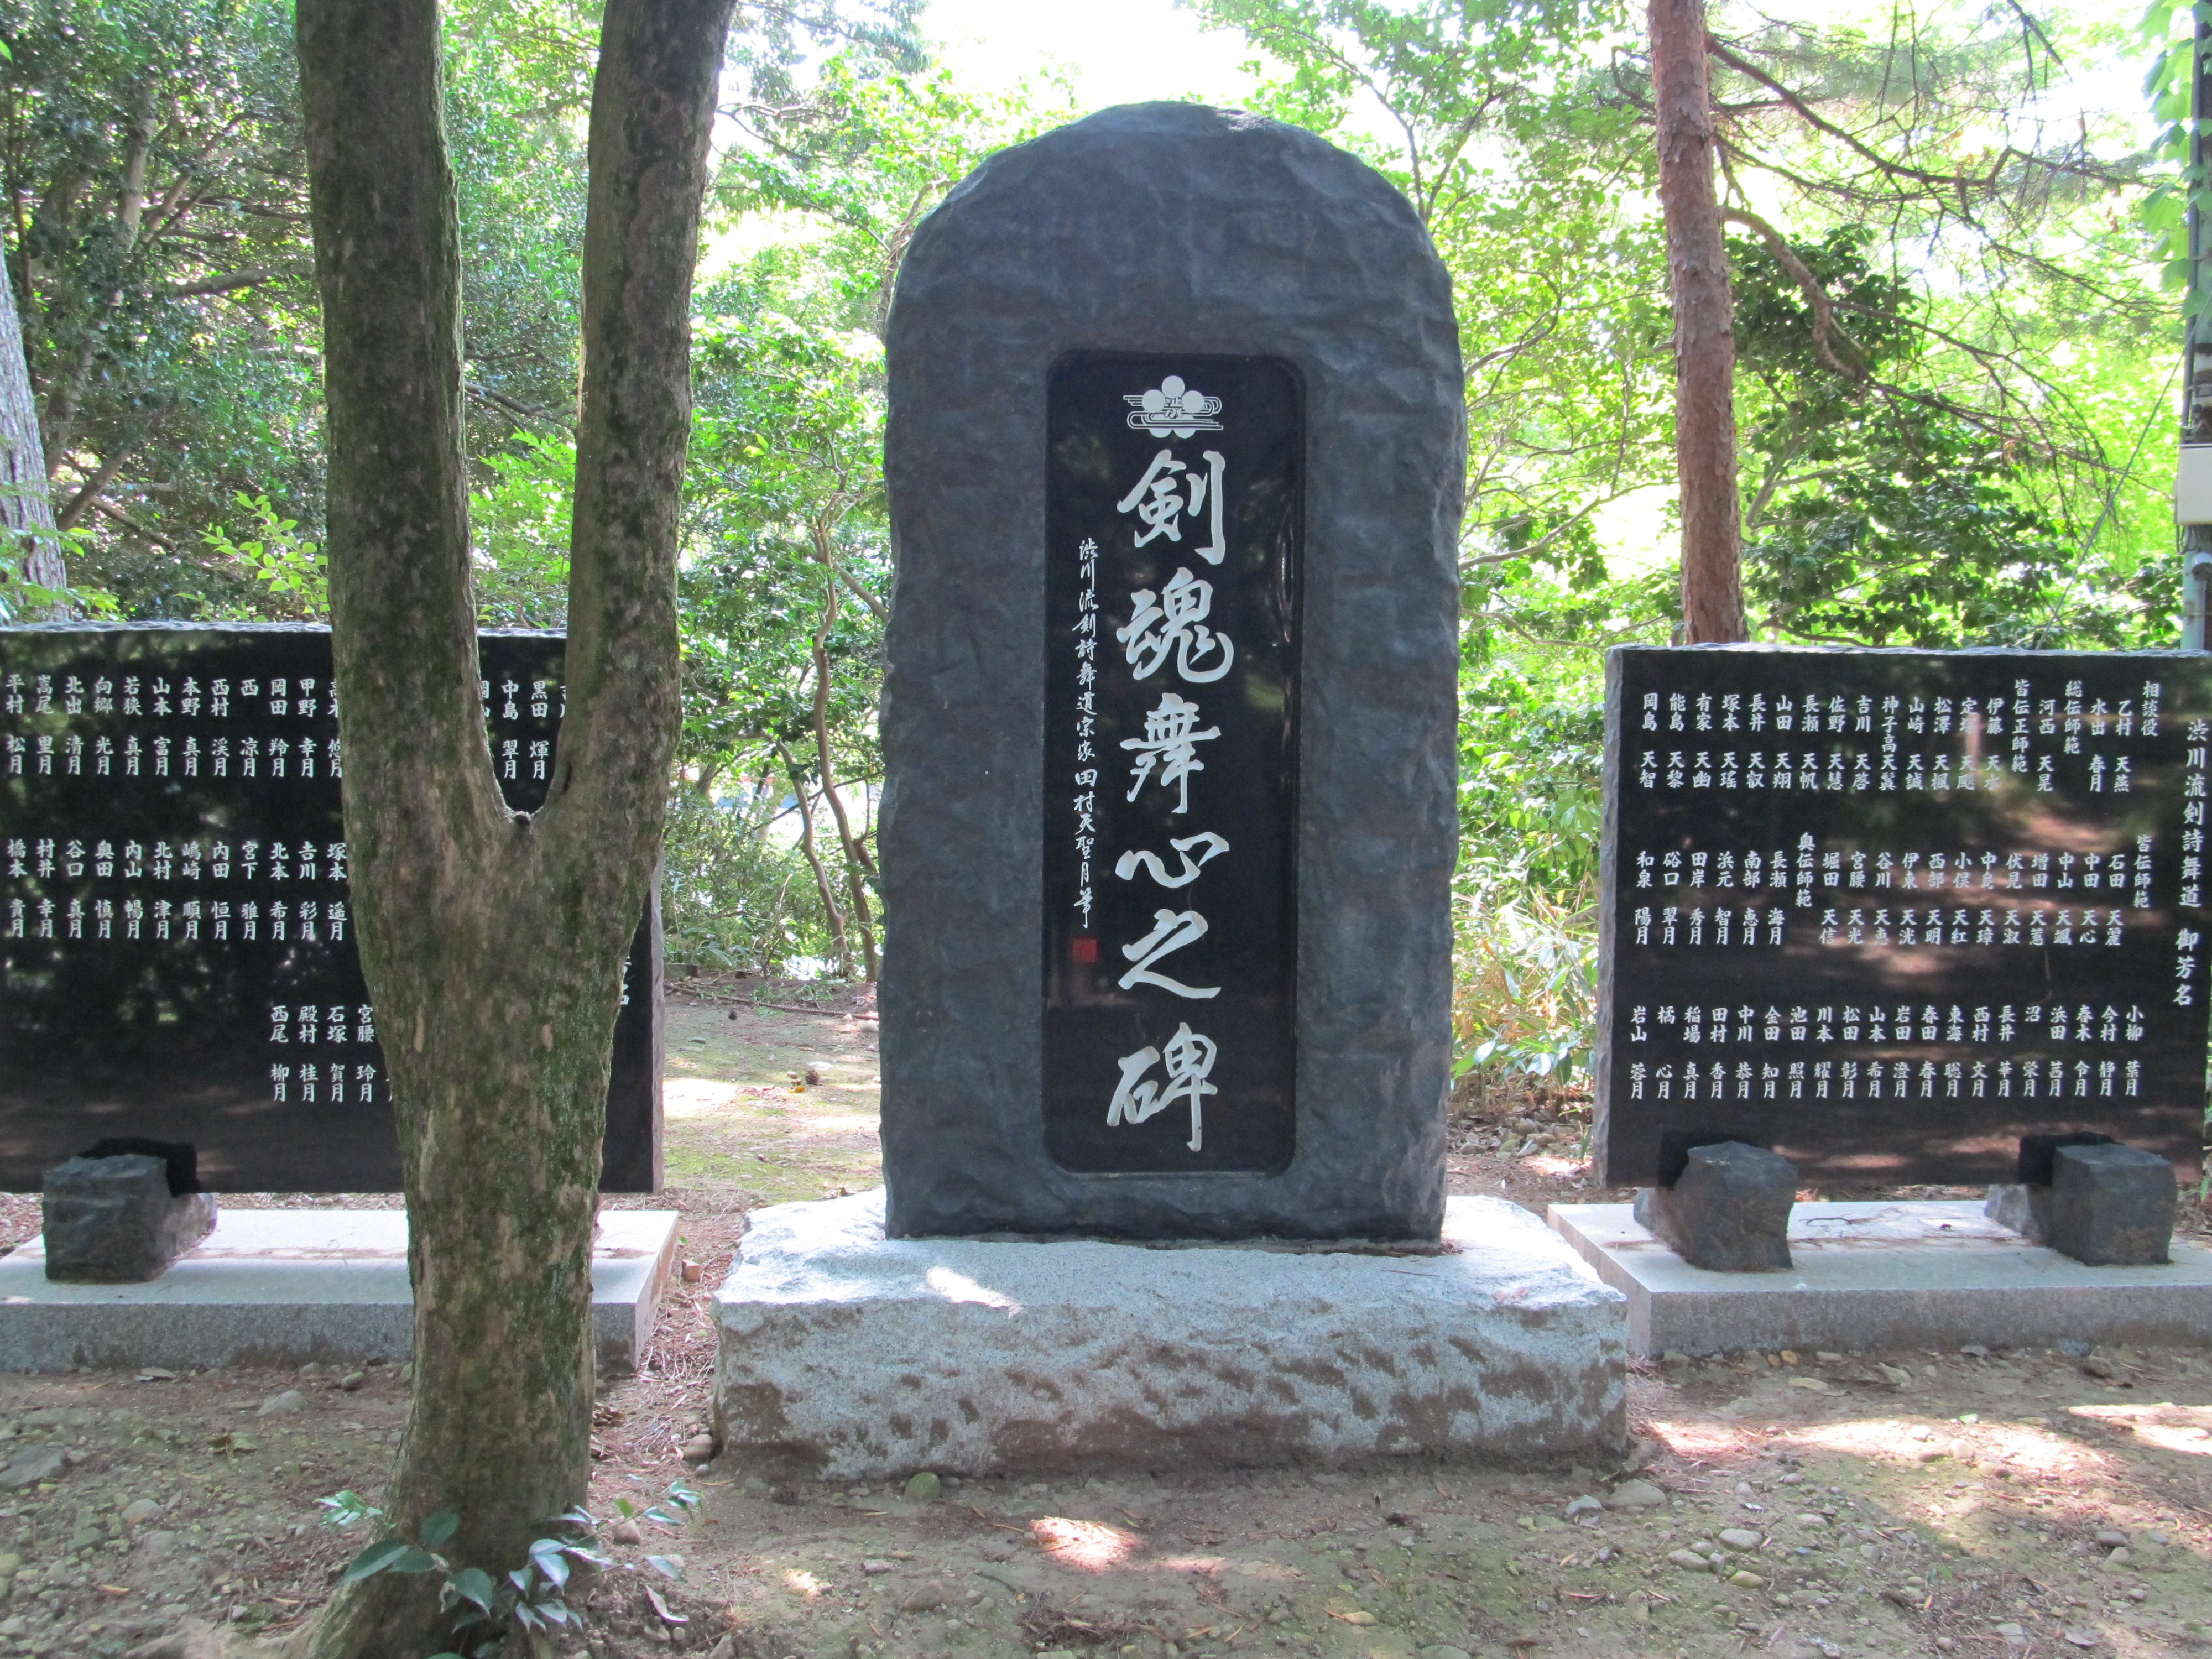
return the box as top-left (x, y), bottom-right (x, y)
top-left (0, 251), bottom-right (61, 606)
top-left (1650, 0), bottom-right (1746, 643)
top-left (292, 2), bottom-right (732, 1654)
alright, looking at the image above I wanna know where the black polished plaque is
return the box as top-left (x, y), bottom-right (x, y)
top-left (1598, 645), bottom-right (2212, 1187)
top-left (0, 624), bottom-right (660, 1192)
top-left (1042, 353), bottom-right (1301, 1173)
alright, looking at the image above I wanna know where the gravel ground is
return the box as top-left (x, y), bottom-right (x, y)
top-left (0, 978), bottom-right (2202, 1658)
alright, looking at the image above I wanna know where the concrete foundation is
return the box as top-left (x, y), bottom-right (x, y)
top-left (0, 1208), bottom-right (679, 1375)
top-left (712, 1189), bottom-right (1626, 1481)
top-left (1548, 1199), bottom-right (2212, 1358)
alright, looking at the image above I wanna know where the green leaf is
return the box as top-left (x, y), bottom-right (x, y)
top-left (318, 1490), bottom-right (381, 1529)
top-left (528, 1538), bottom-right (572, 1588)
top-left (420, 1510), bottom-right (460, 1548)
top-left (646, 1554), bottom-right (682, 1580)
top-left (447, 1566), bottom-right (497, 1613)
top-left (341, 1538), bottom-right (414, 1582)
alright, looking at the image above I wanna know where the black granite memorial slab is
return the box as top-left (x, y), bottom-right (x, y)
top-left (1596, 645), bottom-right (2212, 1187)
top-left (879, 103), bottom-right (1462, 1240)
top-left (0, 623), bottom-right (661, 1192)
top-left (1042, 352), bottom-right (1300, 1175)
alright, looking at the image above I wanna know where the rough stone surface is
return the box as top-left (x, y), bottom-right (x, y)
top-left (879, 102), bottom-right (1464, 1239)
top-left (1984, 1182), bottom-right (2052, 1244)
top-left (2047, 1142), bottom-right (2177, 1266)
top-left (712, 1189), bottom-right (1626, 1480)
top-left (0, 1208), bottom-right (677, 1373)
top-left (40, 1155), bottom-right (216, 1284)
top-left (1630, 1142), bottom-right (1794, 1272)
top-left (1551, 1198), bottom-right (2212, 1357)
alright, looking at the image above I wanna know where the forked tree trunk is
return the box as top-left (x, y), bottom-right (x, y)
top-left (1649, 0), bottom-right (1746, 643)
top-left (291, 2), bottom-right (732, 1655)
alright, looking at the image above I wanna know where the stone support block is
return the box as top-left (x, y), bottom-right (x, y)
top-left (713, 1190), bottom-right (1625, 1480)
top-left (41, 1154), bottom-right (216, 1284)
top-left (2048, 1142), bottom-right (2177, 1267)
top-left (1630, 1141), bottom-right (1794, 1272)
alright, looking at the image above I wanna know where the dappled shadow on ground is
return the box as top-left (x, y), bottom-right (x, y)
top-left (3, 993), bottom-right (2211, 1655)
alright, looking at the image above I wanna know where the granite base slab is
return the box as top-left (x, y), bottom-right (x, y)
top-left (713, 1189), bottom-right (1626, 1480)
top-left (0, 1208), bottom-right (679, 1375)
top-left (1548, 1199), bottom-right (2212, 1358)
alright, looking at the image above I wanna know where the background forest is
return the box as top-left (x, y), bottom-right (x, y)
top-left (0, 0), bottom-right (2183, 1096)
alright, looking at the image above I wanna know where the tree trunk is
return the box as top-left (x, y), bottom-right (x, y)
top-left (810, 577), bottom-right (878, 980)
top-left (292, 2), bottom-right (732, 1655)
top-left (0, 248), bottom-right (60, 606)
top-left (1650, 0), bottom-right (1745, 643)
top-left (776, 738), bottom-right (853, 977)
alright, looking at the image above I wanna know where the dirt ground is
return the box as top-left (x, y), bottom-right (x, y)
top-left (3, 971), bottom-right (2210, 1659)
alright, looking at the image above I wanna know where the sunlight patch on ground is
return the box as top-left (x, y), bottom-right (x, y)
top-left (1642, 1417), bottom-right (1765, 1459)
top-left (1783, 1416), bottom-right (2106, 1478)
top-left (1031, 1516), bottom-right (1142, 1572)
top-left (665, 1079), bottom-right (740, 1118)
top-left (2068, 1402), bottom-right (2212, 1456)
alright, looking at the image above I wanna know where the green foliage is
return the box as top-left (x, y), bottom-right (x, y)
top-left (202, 493), bottom-right (327, 620)
top-left (320, 1483), bottom-right (698, 1658)
top-left (469, 433), bottom-right (573, 627)
top-left (662, 785), bottom-right (842, 974)
top-left (2138, 0), bottom-right (2207, 298)
top-left (0, 0), bottom-right (324, 618)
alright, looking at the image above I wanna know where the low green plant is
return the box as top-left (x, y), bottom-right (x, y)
top-left (319, 1482), bottom-right (700, 1657)
top-left (1452, 879), bottom-right (1598, 1092)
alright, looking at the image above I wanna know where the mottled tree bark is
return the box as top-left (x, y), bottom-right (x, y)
top-left (1650, 0), bottom-right (1745, 643)
top-left (292, 2), bottom-right (732, 1655)
top-left (0, 254), bottom-right (61, 605)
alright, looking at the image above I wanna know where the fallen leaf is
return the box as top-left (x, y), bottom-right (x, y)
top-left (644, 1585), bottom-right (688, 1626)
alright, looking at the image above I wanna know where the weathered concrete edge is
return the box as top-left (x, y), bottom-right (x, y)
top-left (0, 1210), bottom-right (680, 1375)
top-left (1548, 1202), bottom-right (2212, 1358)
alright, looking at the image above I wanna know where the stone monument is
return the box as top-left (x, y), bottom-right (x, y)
top-left (714, 105), bottom-right (1626, 1478)
top-left (876, 101), bottom-right (1464, 1241)
top-left (1551, 644), bottom-right (2212, 1353)
top-left (0, 623), bottom-right (661, 1193)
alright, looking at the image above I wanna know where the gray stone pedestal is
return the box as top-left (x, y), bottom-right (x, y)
top-left (1551, 1198), bottom-right (2212, 1358)
top-left (0, 1209), bottom-right (679, 1374)
top-left (712, 1190), bottom-right (1625, 1480)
